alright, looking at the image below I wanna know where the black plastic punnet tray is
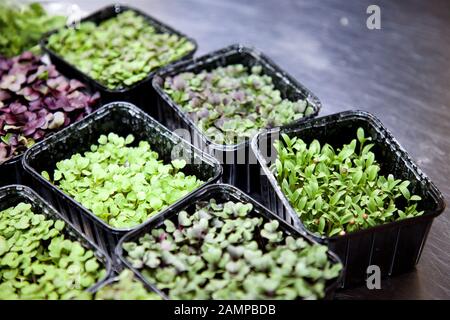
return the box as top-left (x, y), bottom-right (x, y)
top-left (0, 185), bottom-right (112, 294)
top-left (0, 157), bottom-right (23, 187)
top-left (22, 102), bottom-right (222, 258)
top-left (40, 4), bottom-right (197, 116)
top-left (116, 183), bottom-right (344, 300)
top-left (152, 44), bottom-right (321, 195)
top-left (251, 110), bottom-right (446, 287)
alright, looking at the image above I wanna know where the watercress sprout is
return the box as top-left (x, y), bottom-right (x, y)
top-left (47, 10), bottom-right (195, 90)
top-left (94, 269), bottom-right (161, 300)
top-left (0, 2), bottom-right (65, 57)
top-left (0, 202), bottom-right (106, 300)
top-left (41, 133), bottom-right (203, 228)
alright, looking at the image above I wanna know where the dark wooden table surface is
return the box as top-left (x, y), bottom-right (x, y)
top-left (46, 0), bottom-right (450, 299)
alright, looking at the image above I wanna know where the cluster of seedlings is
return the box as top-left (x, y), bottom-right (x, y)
top-left (123, 199), bottom-right (342, 300)
top-left (274, 128), bottom-right (423, 237)
top-left (0, 52), bottom-right (99, 164)
top-left (42, 133), bottom-right (203, 228)
top-left (47, 10), bottom-right (195, 90)
top-left (163, 64), bottom-right (313, 145)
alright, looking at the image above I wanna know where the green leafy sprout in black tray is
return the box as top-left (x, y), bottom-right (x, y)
top-left (47, 10), bottom-right (195, 90)
top-left (42, 133), bottom-right (203, 229)
top-left (273, 128), bottom-right (423, 237)
top-left (0, 202), bottom-right (106, 299)
top-left (0, 2), bottom-right (65, 57)
top-left (94, 269), bottom-right (161, 300)
top-left (163, 64), bottom-right (315, 145)
top-left (0, 202), bottom-right (161, 300)
top-left (123, 199), bottom-right (342, 300)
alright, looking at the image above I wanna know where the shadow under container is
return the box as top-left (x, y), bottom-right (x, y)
top-left (22, 102), bottom-right (222, 259)
top-left (116, 183), bottom-right (344, 300)
top-left (40, 4), bottom-right (198, 117)
top-left (0, 185), bottom-right (112, 295)
top-left (251, 110), bottom-right (446, 288)
top-left (152, 44), bottom-right (321, 196)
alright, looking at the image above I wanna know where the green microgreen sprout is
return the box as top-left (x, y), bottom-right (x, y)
top-left (0, 202), bottom-right (106, 300)
top-left (163, 64), bottom-right (314, 145)
top-left (122, 199), bottom-right (342, 300)
top-left (47, 10), bottom-right (195, 90)
top-left (94, 269), bottom-right (161, 300)
top-left (41, 133), bottom-right (203, 229)
top-left (0, 2), bottom-right (65, 57)
top-left (273, 128), bottom-right (423, 237)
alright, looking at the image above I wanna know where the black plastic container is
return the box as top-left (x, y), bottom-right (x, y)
top-left (251, 110), bottom-right (446, 287)
top-left (152, 44), bottom-right (321, 195)
top-left (0, 185), bottom-right (112, 295)
top-left (40, 4), bottom-right (197, 117)
top-left (22, 102), bottom-right (222, 258)
top-left (0, 156), bottom-right (23, 187)
top-left (116, 183), bottom-right (344, 300)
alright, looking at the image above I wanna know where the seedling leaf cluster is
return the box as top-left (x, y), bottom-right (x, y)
top-left (0, 2), bottom-right (65, 57)
top-left (94, 269), bottom-right (161, 300)
top-left (123, 199), bottom-right (342, 299)
top-left (42, 133), bottom-right (203, 228)
top-left (47, 10), bottom-right (195, 90)
top-left (0, 52), bottom-right (99, 164)
top-left (163, 64), bottom-right (314, 145)
top-left (274, 128), bottom-right (423, 237)
top-left (0, 202), bottom-right (106, 299)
